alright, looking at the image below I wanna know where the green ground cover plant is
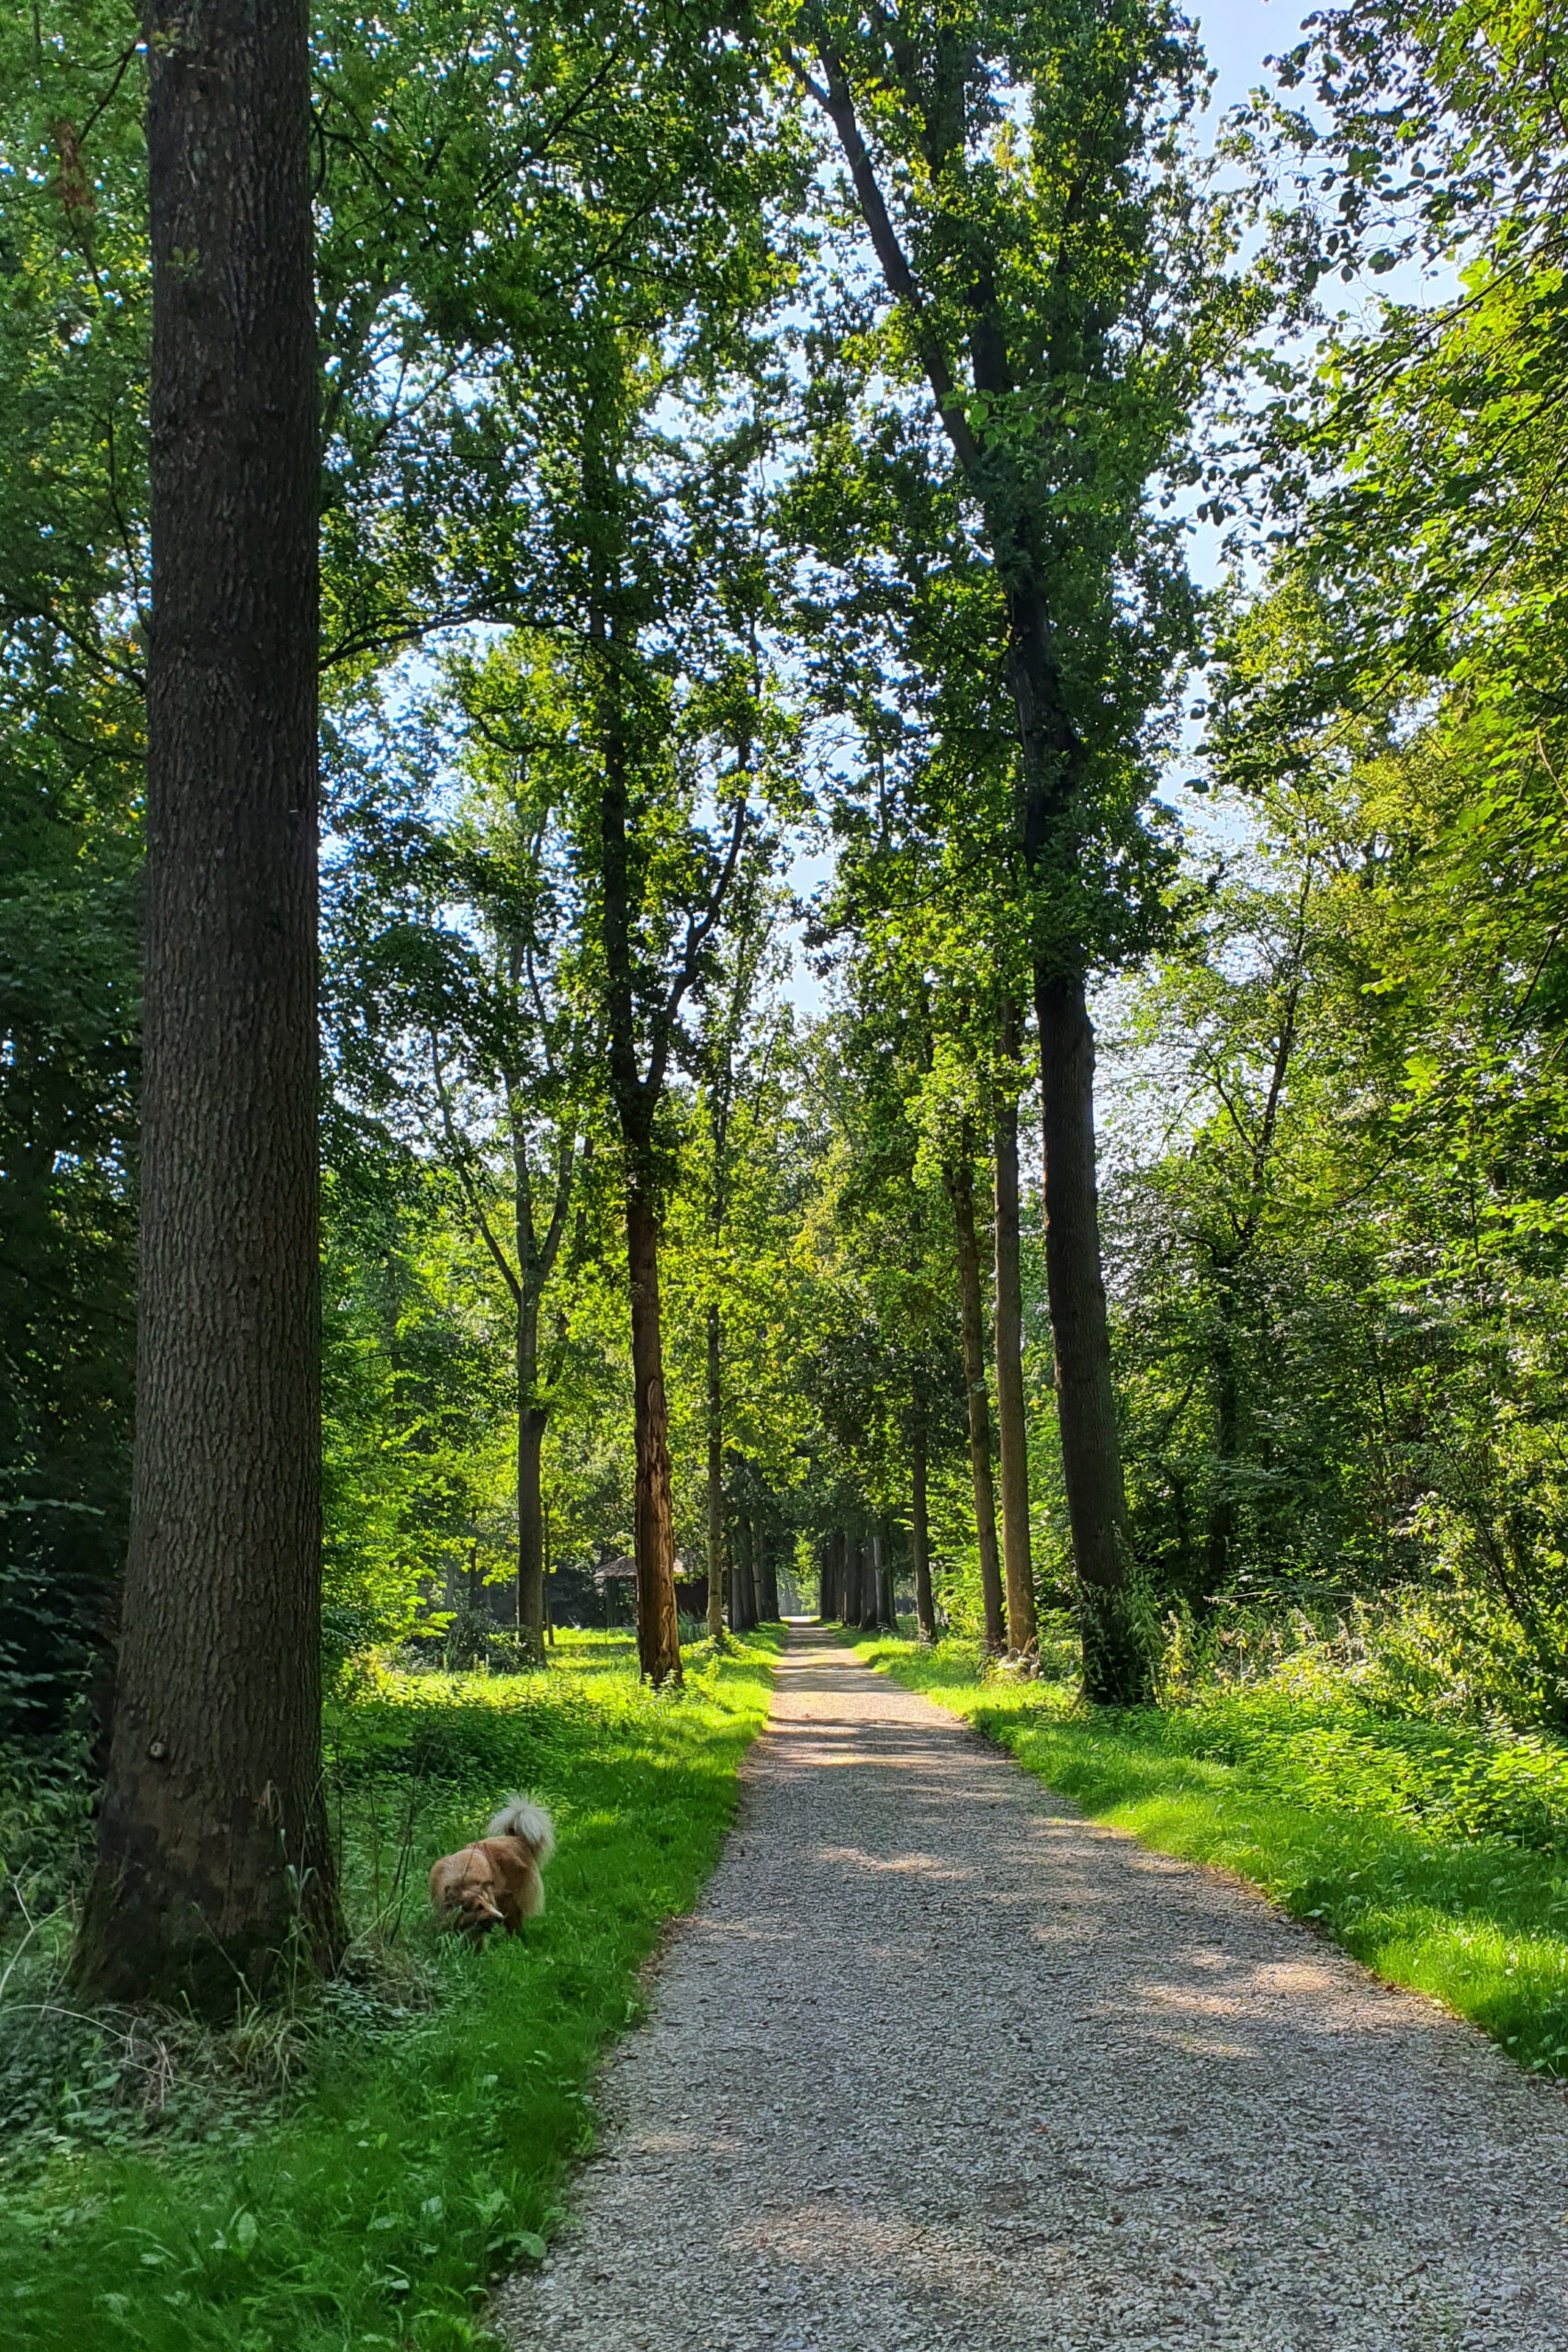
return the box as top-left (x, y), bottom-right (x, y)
top-left (856, 1633), bottom-right (1568, 2081)
top-left (0, 1629), bottom-right (777, 2352)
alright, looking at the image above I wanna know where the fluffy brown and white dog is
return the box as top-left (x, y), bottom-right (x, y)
top-left (429, 1797), bottom-right (555, 1941)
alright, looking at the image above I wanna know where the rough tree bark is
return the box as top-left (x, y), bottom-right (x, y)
top-left (1035, 971), bottom-right (1143, 1700)
top-left (944, 1148), bottom-right (1005, 1649)
top-left (993, 1013), bottom-right (1039, 1657)
top-left (73, 0), bottom-right (341, 2007)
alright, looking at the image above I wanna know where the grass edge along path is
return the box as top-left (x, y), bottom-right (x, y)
top-left (853, 1634), bottom-right (1568, 2085)
top-left (1, 1630), bottom-right (779, 2352)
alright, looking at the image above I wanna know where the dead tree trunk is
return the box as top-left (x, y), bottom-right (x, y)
top-left (73, 0), bottom-right (340, 2007)
top-left (993, 1020), bottom-right (1038, 1657)
top-left (945, 1149), bottom-right (1005, 1648)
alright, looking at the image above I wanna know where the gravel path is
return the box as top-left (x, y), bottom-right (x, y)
top-left (496, 1628), bottom-right (1568, 2351)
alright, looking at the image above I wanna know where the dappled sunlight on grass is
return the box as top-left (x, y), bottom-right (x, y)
top-left (0, 1629), bottom-right (780, 2352)
top-left (858, 1634), bottom-right (1568, 2081)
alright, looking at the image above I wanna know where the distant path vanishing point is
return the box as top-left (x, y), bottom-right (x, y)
top-left (496, 1625), bottom-right (1568, 2351)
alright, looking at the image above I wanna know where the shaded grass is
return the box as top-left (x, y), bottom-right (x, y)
top-left (0, 1630), bottom-right (778, 2351)
top-left (854, 1634), bottom-right (1568, 2082)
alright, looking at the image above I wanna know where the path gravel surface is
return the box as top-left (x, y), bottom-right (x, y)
top-left (496, 1627), bottom-right (1568, 2351)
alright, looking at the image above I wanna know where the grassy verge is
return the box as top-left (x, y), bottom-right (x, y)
top-left (854, 1634), bottom-right (1568, 2081)
top-left (0, 1629), bottom-right (778, 2352)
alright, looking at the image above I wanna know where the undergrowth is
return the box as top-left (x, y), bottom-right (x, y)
top-left (856, 1632), bottom-right (1568, 2083)
top-left (0, 1628), bottom-right (778, 2351)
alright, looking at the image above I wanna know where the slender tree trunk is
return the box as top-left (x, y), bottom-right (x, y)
top-left (831, 1527), bottom-right (848, 1622)
top-left (1205, 1269), bottom-right (1237, 1605)
top-left (732, 1509), bottom-right (757, 1633)
top-left (874, 1526), bottom-right (896, 1630)
top-left (910, 1415), bottom-right (936, 1643)
top-left (705, 1300), bottom-right (726, 1639)
top-left (856, 1533), bottom-right (878, 1632)
top-left (993, 1035), bottom-right (1038, 1657)
top-left (1035, 969), bottom-right (1147, 1702)
top-left (810, 46), bottom-right (1145, 1704)
top-left (73, 0), bottom-right (339, 2008)
top-left (758, 1524), bottom-right (780, 1622)
top-left (626, 1182), bottom-right (682, 1685)
top-left (516, 1295), bottom-right (547, 1659)
top-left (818, 1538), bottom-right (831, 1623)
top-left (946, 1154), bottom-right (1005, 1648)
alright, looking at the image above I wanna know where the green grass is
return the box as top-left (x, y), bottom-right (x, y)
top-left (0, 1629), bottom-right (778, 2352)
top-left (854, 1634), bottom-right (1568, 2080)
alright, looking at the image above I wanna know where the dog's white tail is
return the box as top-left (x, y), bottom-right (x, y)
top-left (485, 1796), bottom-right (555, 1860)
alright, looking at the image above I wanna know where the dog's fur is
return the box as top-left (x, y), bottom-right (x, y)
top-left (429, 1797), bottom-right (555, 1942)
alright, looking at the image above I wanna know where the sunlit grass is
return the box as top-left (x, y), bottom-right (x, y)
top-left (0, 1629), bottom-right (779, 2352)
top-left (855, 1634), bottom-right (1568, 2080)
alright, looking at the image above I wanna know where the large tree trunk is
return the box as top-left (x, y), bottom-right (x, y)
top-left (992, 1043), bottom-right (1039, 1657)
top-left (73, 0), bottom-right (339, 2008)
top-left (946, 1153), bottom-right (1005, 1648)
top-left (910, 1415), bottom-right (936, 1642)
top-left (705, 1300), bottom-right (726, 1638)
top-left (1035, 969), bottom-right (1148, 1702)
top-left (626, 1183), bottom-right (682, 1685)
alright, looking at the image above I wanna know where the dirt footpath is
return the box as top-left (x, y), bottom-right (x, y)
top-left (495, 1628), bottom-right (1568, 2351)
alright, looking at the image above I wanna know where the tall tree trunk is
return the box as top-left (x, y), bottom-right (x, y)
top-left (910, 1415), bottom-right (936, 1643)
top-left (705, 1300), bottom-right (726, 1638)
top-left (946, 1153), bottom-right (1005, 1648)
top-left (516, 1294), bottom-right (547, 1658)
top-left (874, 1526), bottom-right (896, 1630)
top-left (626, 1183), bottom-right (682, 1684)
top-left (1035, 969), bottom-right (1147, 1702)
top-left (73, 0), bottom-right (339, 2007)
top-left (732, 1508), bottom-right (757, 1633)
top-left (856, 1533), bottom-right (878, 1632)
top-left (758, 1523), bottom-right (780, 1622)
top-left (831, 1527), bottom-right (848, 1622)
top-left (993, 1033), bottom-right (1038, 1657)
top-left (1205, 1269), bottom-right (1237, 1605)
top-left (818, 1537), bottom-right (832, 1623)
top-left (807, 58), bottom-right (1145, 1706)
